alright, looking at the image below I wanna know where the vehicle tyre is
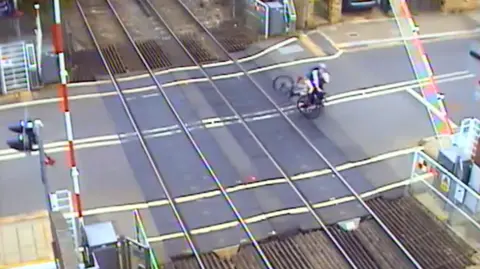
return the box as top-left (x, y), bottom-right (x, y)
top-left (273, 75), bottom-right (294, 94)
top-left (296, 95), bottom-right (322, 119)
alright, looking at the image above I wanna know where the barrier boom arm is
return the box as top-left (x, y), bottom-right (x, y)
top-left (389, 0), bottom-right (453, 137)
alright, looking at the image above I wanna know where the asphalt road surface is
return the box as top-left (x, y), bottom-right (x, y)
top-left (0, 35), bottom-right (478, 257)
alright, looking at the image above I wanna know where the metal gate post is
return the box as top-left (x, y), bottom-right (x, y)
top-left (406, 150), bottom-right (420, 196)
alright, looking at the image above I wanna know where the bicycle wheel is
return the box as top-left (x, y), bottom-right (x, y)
top-left (297, 95), bottom-right (322, 119)
top-left (273, 75), bottom-right (294, 94)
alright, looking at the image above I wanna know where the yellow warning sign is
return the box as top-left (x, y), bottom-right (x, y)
top-left (440, 175), bottom-right (450, 193)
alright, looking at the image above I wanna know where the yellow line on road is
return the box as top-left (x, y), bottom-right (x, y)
top-left (63, 145), bottom-right (422, 219)
top-left (147, 173), bottom-right (432, 243)
top-left (0, 260), bottom-right (55, 269)
top-left (299, 34), bottom-right (326, 56)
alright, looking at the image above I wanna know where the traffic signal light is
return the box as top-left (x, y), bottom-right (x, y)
top-left (470, 44), bottom-right (480, 60)
top-left (6, 120), bottom-right (38, 152)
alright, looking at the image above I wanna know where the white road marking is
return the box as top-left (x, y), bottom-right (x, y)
top-left (1, 32), bottom-right (468, 112)
top-left (0, 51), bottom-right (343, 112)
top-left (68, 37), bottom-right (300, 87)
top-left (0, 71), bottom-right (469, 162)
top-left (336, 28), bottom-right (480, 49)
top-left (63, 144), bottom-right (422, 219)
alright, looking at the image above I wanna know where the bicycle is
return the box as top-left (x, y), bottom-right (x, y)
top-left (273, 75), bottom-right (325, 119)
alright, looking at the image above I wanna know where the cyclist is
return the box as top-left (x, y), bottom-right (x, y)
top-left (303, 63), bottom-right (330, 108)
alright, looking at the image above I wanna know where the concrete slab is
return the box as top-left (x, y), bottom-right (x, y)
top-left (139, 207), bottom-right (183, 238)
top-left (163, 81), bottom-right (233, 121)
top-left (356, 155), bottom-right (413, 188)
top-left (0, 141), bottom-right (161, 213)
top-left (176, 195), bottom-right (247, 230)
top-left (316, 90), bottom-right (434, 160)
top-left (210, 76), bottom-right (274, 115)
top-left (0, 213), bottom-right (53, 268)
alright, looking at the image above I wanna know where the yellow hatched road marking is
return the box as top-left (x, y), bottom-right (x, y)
top-left (299, 34), bottom-right (326, 56)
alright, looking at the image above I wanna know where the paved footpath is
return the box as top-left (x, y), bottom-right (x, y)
top-left (319, 12), bottom-right (480, 48)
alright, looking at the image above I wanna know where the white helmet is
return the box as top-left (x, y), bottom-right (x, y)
top-left (322, 72), bottom-right (330, 84)
top-left (319, 63), bottom-right (329, 83)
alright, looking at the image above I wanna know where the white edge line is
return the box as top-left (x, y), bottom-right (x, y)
top-left (0, 50), bottom-right (343, 111)
top-left (327, 71), bottom-right (469, 101)
top-left (0, 72), bottom-right (465, 158)
top-left (337, 28), bottom-right (480, 49)
top-left (68, 37), bottom-right (299, 88)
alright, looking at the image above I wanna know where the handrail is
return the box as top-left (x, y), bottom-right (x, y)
top-left (413, 164), bottom-right (480, 231)
top-left (26, 43), bottom-right (37, 70)
top-left (133, 210), bottom-right (160, 269)
top-left (21, 41), bottom-right (31, 91)
top-left (0, 45), bottom-right (6, 94)
top-left (282, 0), bottom-right (297, 32)
top-left (417, 151), bottom-right (480, 204)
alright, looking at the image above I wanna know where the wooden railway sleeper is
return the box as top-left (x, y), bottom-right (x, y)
top-left (399, 199), bottom-right (474, 256)
top-left (369, 199), bottom-right (450, 267)
top-left (366, 199), bottom-right (429, 264)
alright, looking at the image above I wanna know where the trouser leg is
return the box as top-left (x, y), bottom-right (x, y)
top-left (316, 91), bottom-right (325, 102)
top-left (308, 92), bottom-right (315, 104)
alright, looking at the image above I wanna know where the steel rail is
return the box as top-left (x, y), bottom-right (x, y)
top-left (95, 0), bottom-right (276, 267)
top-left (168, 0), bottom-right (424, 267)
top-left (144, 0), bottom-right (362, 267)
top-left (75, 0), bottom-right (206, 267)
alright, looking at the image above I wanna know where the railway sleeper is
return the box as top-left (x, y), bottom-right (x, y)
top-left (179, 34), bottom-right (218, 64)
top-left (367, 198), bottom-right (440, 267)
top-left (355, 220), bottom-right (414, 269)
top-left (212, 30), bottom-right (253, 53)
top-left (234, 244), bottom-right (265, 269)
top-left (398, 198), bottom-right (475, 256)
top-left (295, 231), bottom-right (347, 268)
top-left (135, 39), bottom-right (173, 69)
top-left (330, 226), bottom-right (379, 269)
top-left (101, 44), bottom-right (128, 74)
top-left (262, 239), bottom-right (310, 269)
top-left (367, 197), bottom-right (475, 269)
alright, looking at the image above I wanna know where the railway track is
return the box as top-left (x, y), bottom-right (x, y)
top-left (76, 0), bottom-right (272, 267)
top-left (75, 0), bottom-right (463, 268)
top-left (153, 196), bottom-right (476, 268)
top-left (140, 0), bottom-right (427, 267)
top-left (70, 0), bottom-right (253, 82)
